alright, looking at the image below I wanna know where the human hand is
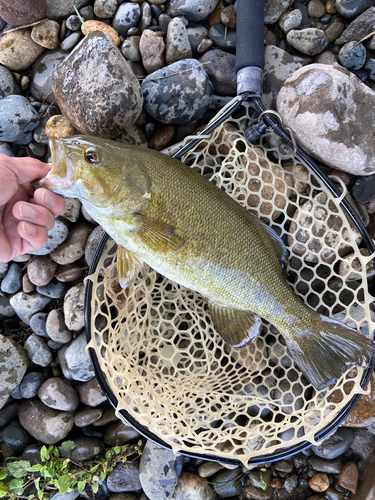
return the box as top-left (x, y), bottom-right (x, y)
top-left (0, 153), bottom-right (66, 263)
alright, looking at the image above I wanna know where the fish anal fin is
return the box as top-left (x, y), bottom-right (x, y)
top-left (136, 214), bottom-right (185, 253)
top-left (208, 302), bottom-right (262, 348)
top-left (116, 246), bottom-right (145, 289)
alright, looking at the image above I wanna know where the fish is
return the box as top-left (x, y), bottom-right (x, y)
top-left (36, 135), bottom-right (374, 390)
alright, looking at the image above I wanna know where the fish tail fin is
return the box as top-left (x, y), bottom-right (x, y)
top-left (286, 315), bottom-right (374, 390)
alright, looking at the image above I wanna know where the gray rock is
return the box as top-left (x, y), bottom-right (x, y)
top-left (46, 309), bottom-right (72, 343)
top-left (336, 6), bottom-right (375, 44)
top-left (366, 59), bottom-right (375, 80)
top-left (0, 0), bottom-right (46, 26)
top-left (0, 296), bottom-right (15, 318)
top-left (28, 217), bottom-right (69, 255)
top-left (74, 407), bottom-right (103, 427)
top-left (31, 19), bottom-right (60, 49)
top-left (30, 49), bottom-right (68, 103)
top-left (0, 262), bottom-right (22, 294)
top-left (209, 24), bottom-right (236, 53)
top-left (338, 41), bottom-right (366, 70)
top-left (24, 333), bottom-right (53, 367)
top-left (32, 103), bottom-right (61, 144)
top-left (27, 255), bottom-right (58, 286)
top-left (19, 371), bottom-right (45, 399)
top-left (55, 263), bottom-right (85, 283)
top-left (18, 398), bottom-right (74, 444)
top-left (112, 2), bottom-right (141, 37)
top-left (47, 0), bottom-right (89, 21)
top-left (104, 420), bottom-right (141, 446)
top-left (60, 198), bottom-right (81, 223)
top-left (167, 0), bottom-right (219, 21)
top-left (200, 49), bottom-right (236, 95)
top-left (277, 64), bottom-right (375, 175)
top-left (278, 9), bottom-right (303, 33)
top-left (38, 377), bottom-right (79, 411)
top-left (9, 291), bottom-right (51, 325)
top-left (49, 491), bottom-right (80, 500)
top-left (0, 95), bottom-right (40, 142)
top-left (64, 332), bottom-right (95, 381)
top-left (312, 427), bottom-right (355, 459)
top-left (65, 15), bottom-right (81, 31)
top-left (94, 0), bottom-right (117, 18)
top-left (0, 334), bottom-right (28, 409)
top-left (0, 29), bottom-right (46, 72)
top-left (166, 17), bottom-right (192, 64)
top-left (30, 312), bottom-right (49, 337)
top-left (0, 402), bottom-right (20, 429)
top-left (121, 36), bottom-right (141, 62)
top-left (65, 436), bottom-right (105, 461)
top-left (51, 221), bottom-right (93, 265)
top-left (76, 377), bottom-right (107, 407)
top-left (61, 32), bottom-right (83, 51)
top-left (0, 262), bottom-right (8, 280)
top-left (286, 28), bottom-right (328, 55)
top-left (107, 461), bottom-right (142, 493)
top-left (85, 225), bottom-right (106, 267)
top-left (0, 142), bottom-right (14, 157)
top-left (336, 0), bottom-right (375, 18)
top-left (139, 1), bottom-right (152, 32)
top-left (171, 472), bottom-right (215, 500)
top-left (142, 59), bottom-right (213, 124)
top-left (37, 279), bottom-right (69, 299)
top-left (63, 283), bottom-right (85, 332)
top-left (57, 344), bottom-right (73, 380)
top-left (187, 26), bottom-right (208, 53)
top-left (265, 0), bottom-right (294, 24)
top-left (3, 421), bottom-right (30, 453)
top-left (0, 65), bottom-right (20, 98)
top-left (52, 31), bottom-right (143, 139)
top-left (308, 455), bottom-right (342, 473)
top-left (139, 30), bottom-right (165, 74)
top-left (21, 443), bottom-right (43, 465)
top-left (139, 440), bottom-right (181, 500)
top-left (211, 468), bottom-right (242, 497)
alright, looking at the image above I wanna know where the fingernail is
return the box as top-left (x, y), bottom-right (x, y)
top-left (19, 203), bottom-right (36, 219)
top-left (22, 222), bottom-right (36, 235)
top-left (41, 190), bottom-right (55, 206)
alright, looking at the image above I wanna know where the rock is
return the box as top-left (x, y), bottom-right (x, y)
top-left (286, 28), bottom-right (328, 55)
top-left (116, 125), bottom-right (148, 148)
top-left (18, 398), bottom-right (74, 444)
top-left (30, 312), bottom-right (48, 336)
top-left (46, 309), bottom-right (72, 343)
top-left (92, 405), bottom-right (117, 426)
top-left (10, 291), bottom-right (51, 325)
top-left (0, 29), bottom-right (45, 72)
top-left (52, 31), bottom-right (143, 139)
top-left (47, 0), bottom-right (88, 21)
top-left (104, 420), bottom-right (141, 447)
top-left (209, 23), bottom-right (236, 53)
top-left (171, 472), bottom-right (215, 500)
top-left (31, 20), bottom-right (60, 50)
top-left (277, 64), bottom-right (375, 175)
top-left (198, 462), bottom-right (224, 478)
top-left (312, 428), bottom-right (355, 459)
top-left (51, 222), bottom-right (93, 265)
top-left (74, 407), bottom-right (103, 427)
top-left (24, 334), bottom-right (53, 367)
top-left (19, 371), bottom-right (44, 399)
top-left (200, 49), bottom-right (236, 95)
top-left (32, 103), bottom-right (60, 144)
top-left (283, 474), bottom-right (299, 494)
top-left (107, 462), bottom-right (142, 493)
top-left (308, 456), bottom-right (342, 473)
top-left (274, 459), bottom-right (294, 473)
top-left (308, 0), bottom-right (326, 17)
top-left (342, 373), bottom-right (375, 427)
top-left (366, 59), bottom-right (375, 80)
top-left (166, 17), bottom-right (192, 64)
top-left (38, 377), bottom-right (79, 411)
top-left (0, 262), bottom-right (22, 294)
top-left (167, 0), bottom-right (220, 21)
top-left (338, 41), bottom-right (366, 70)
top-left (338, 460), bottom-right (358, 494)
top-left (121, 36), bottom-right (141, 62)
top-left (76, 377), bottom-right (107, 407)
top-left (59, 198), bottom-right (81, 223)
top-left (27, 255), bottom-right (58, 286)
top-left (0, 296), bottom-right (16, 318)
top-left (61, 31), bottom-right (83, 51)
top-left (265, 0), bottom-right (294, 24)
top-left (139, 1), bottom-right (152, 32)
top-left (0, 95), bottom-right (40, 143)
top-left (211, 468), bottom-right (242, 497)
top-left (94, 0), bottom-right (117, 18)
top-left (3, 421), bottom-right (30, 453)
top-left (0, 0), bottom-right (47, 26)
top-left (0, 334), bottom-right (28, 409)
top-left (45, 115), bottom-right (78, 138)
top-left (81, 20), bottom-right (121, 46)
top-left (0, 65), bottom-right (20, 98)
top-left (66, 15), bottom-right (81, 31)
top-left (64, 332), bottom-right (95, 381)
top-left (221, 5), bottom-right (236, 29)
top-left (37, 279), bottom-right (69, 299)
top-left (278, 9), bottom-right (303, 33)
top-left (336, 7), bottom-right (375, 44)
top-left (28, 218), bottom-right (69, 255)
top-left (84, 225), bottom-right (106, 267)
top-left (149, 125), bottom-right (175, 150)
top-left (112, 2), bottom-right (141, 37)
top-left (336, 0), bottom-right (375, 18)
top-left (30, 49), bottom-right (67, 104)
top-left (325, 22), bottom-right (346, 43)
top-left (139, 30), bottom-right (165, 73)
top-left (65, 436), bottom-right (105, 461)
top-left (63, 283), bottom-right (85, 332)
top-left (55, 263), bottom-right (85, 283)
top-left (0, 402), bottom-right (19, 428)
top-left (187, 25), bottom-right (208, 53)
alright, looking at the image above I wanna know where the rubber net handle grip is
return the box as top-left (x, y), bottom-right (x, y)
top-left (235, 0), bottom-right (265, 72)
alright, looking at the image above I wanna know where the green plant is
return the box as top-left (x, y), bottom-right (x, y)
top-left (0, 439), bottom-right (143, 500)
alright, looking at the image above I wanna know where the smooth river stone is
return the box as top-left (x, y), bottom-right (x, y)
top-left (0, 334), bottom-right (28, 409)
top-left (0, 29), bottom-right (45, 72)
top-left (277, 64), bottom-right (375, 175)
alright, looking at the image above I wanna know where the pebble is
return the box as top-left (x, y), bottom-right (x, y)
top-left (76, 377), bottom-right (107, 407)
top-left (61, 31), bottom-right (83, 51)
top-left (0, 0), bottom-right (47, 26)
top-left (31, 20), bottom-right (60, 50)
top-left (200, 49), bottom-right (236, 95)
top-left (338, 460), bottom-right (358, 493)
top-left (278, 9), bottom-right (303, 33)
top-left (211, 468), bottom-right (242, 497)
top-left (286, 28), bottom-right (328, 55)
top-left (116, 124), bottom-right (148, 148)
top-left (139, 30), bottom-right (165, 73)
top-left (142, 59), bottom-right (213, 124)
top-left (309, 473), bottom-right (330, 492)
top-left (0, 29), bottom-right (46, 72)
top-left (149, 125), bottom-right (175, 150)
top-left (121, 36), bottom-right (141, 62)
top-left (24, 333), bottom-right (53, 367)
top-left (18, 398), bottom-right (74, 444)
top-left (274, 459), bottom-right (294, 473)
top-left (65, 436), bottom-right (105, 462)
top-left (81, 20), bottom-right (121, 46)
top-left (0, 95), bottom-right (40, 143)
top-left (92, 405), bottom-right (117, 426)
top-left (336, 0), bottom-right (375, 18)
top-left (308, 0), bottom-right (326, 18)
top-left (309, 456), bottom-right (342, 473)
top-left (277, 64), bottom-right (375, 175)
top-left (3, 421), bottom-right (30, 454)
top-left (166, 17), bottom-right (193, 64)
top-left (59, 198), bottom-right (81, 223)
top-left (264, 0), bottom-right (294, 24)
top-left (47, 0), bottom-right (88, 21)
top-left (209, 23), bottom-right (236, 53)
top-left (365, 59), bottom-right (375, 80)
top-left (55, 262), bottom-right (86, 282)
top-left (0, 65), bottom-right (21, 98)
top-left (64, 332), bottom-right (95, 381)
top-left (0, 334), bottom-right (28, 409)
top-left (9, 291), bottom-right (51, 325)
top-left (63, 283), bottom-right (85, 332)
top-left (53, 31), bottom-right (143, 138)
top-left (32, 103), bottom-right (60, 144)
top-left (112, 2), bottom-right (141, 37)
top-left (167, 0), bottom-right (220, 21)
top-left (38, 377), bottom-right (79, 411)
top-left (312, 428), bottom-right (355, 459)
top-left (139, 2), bottom-right (152, 33)
top-left (27, 255), bottom-right (58, 286)
top-left (107, 462), bottom-right (142, 493)
top-left (338, 41), bottom-right (366, 70)
top-left (336, 6), bottom-right (375, 44)
top-left (66, 15), bottom-right (82, 31)
top-left (37, 279), bottom-right (69, 299)
top-left (104, 420), bottom-right (141, 446)
top-left (94, 0), bottom-right (118, 18)
top-left (0, 295), bottom-right (15, 318)
top-left (0, 262), bottom-right (22, 294)
top-left (0, 262), bottom-right (8, 280)
top-left (45, 115), bottom-right (78, 139)
top-left (51, 221), bottom-right (93, 265)
top-left (28, 217), bottom-right (69, 256)
top-left (187, 26), bottom-right (208, 53)
top-left (19, 371), bottom-right (45, 399)
top-left (46, 309), bottom-right (72, 343)
top-left (221, 5), bottom-right (236, 28)
top-left (74, 407), bottom-right (103, 427)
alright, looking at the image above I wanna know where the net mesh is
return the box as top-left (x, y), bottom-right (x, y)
top-left (86, 104), bottom-right (374, 465)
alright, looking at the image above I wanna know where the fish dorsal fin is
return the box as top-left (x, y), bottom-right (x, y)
top-left (135, 214), bottom-right (185, 253)
top-left (253, 215), bottom-right (289, 271)
top-left (116, 246), bottom-right (145, 289)
top-left (208, 301), bottom-right (262, 348)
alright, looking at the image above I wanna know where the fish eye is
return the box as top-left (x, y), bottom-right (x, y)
top-left (84, 150), bottom-right (100, 164)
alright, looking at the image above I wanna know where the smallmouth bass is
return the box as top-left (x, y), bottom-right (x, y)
top-left (37, 135), bottom-right (374, 390)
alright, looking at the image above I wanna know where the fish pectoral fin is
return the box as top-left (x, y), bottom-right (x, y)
top-left (252, 214), bottom-right (289, 272)
top-left (208, 302), bottom-right (262, 348)
top-left (116, 246), bottom-right (145, 289)
top-left (135, 214), bottom-right (185, 253)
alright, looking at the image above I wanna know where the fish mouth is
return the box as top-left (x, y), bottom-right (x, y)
top-left (34, 138), bottom-right (75, 193)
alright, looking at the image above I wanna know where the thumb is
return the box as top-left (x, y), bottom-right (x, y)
top-left (0, 154), bottom-right (51, 185)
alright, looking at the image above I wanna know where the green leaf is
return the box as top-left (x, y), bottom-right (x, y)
top-left (7, 460), bottom-right (31, 478)
top-left (100, 471), bottom-right (106, 481)
top-left (113, 446), bottom-right (121, 454)
top-left (105, 451), bottom-right (111, 459)
top-left (92, 482), bottom-right (99, 494)
top-left (77, 481), bottom-right (86, 494)
top-left (62, 440), bottom-right (75, 451)
top-left (40, 446), bottom-right (50, 462)
top-left (50, 446), bottom-right (60, 458)
top-left (57, 474), bottom-right (73, 494)
top-left (29, 464), bottom-right (43, 472)
top-left (8, 478), bottom-right (24, 495)
top-left (0, 490), bottom-right (7, 498)
top-left (137, 439), bottom-right (142, 447)
top-left (0, 474), bottom-right (7, 481)
top-left (90, 464), bottom-right (99, 473)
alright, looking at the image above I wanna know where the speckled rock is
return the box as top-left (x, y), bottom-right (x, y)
top-left (166, 16), bottom-right (192, 64)
top-left (55, 263), bottom-right (85, 283)
top-left (286, 28), bottom-right (328, 55)
top-left (9, 291), bottom-right (51, 325)
top-left (336, 6), bottom-right (375, 44)
top-left (0, 95), bottom-right (40, 143)
top-left (63, 283), bottom-right (85, 332)
top-left (64, 332), bottom-right (95, 381)
top-left (52, 31), bottom-right (143, 139)
top-left (38, 377), bottom-right (79, 411)
top-left (19, 371), bottom-right (45, 399)
top-left (24, 334), bottom-right (53, 367)
top-left (112, 2), bottom-right (141, 36)
top-left (0, 263), bottom-right (22, 294)
top-left (60, 198), bottom-right (81, 223)
top-left (30, 49), bottom-right (67, 104)
top-left (28, 217), bottom-right (69, 256)
top-left (46, 309), bottom-right (72, 344)
top-left (94, 0), bottom-right (117, 18)
top-left (51, 221), bottom-right (93, 265)
top-left (139, 30), bottom-right (165, 73)
top-left (0, 66), bottom-right (20, 98)
top-left (171, 472), bottom-right (215, 500)
top-left (76, 377), bottom-right (107, 407)
top-left (338, 41), bottom-right (366, 70)
top-left (45, 115), bottom-right (78, 138)
top-left (37, 279), bottom-right (69, 298)
top-left (277, 64), bottom-right (375, 175)
top-left (107, 461), bottom-right (142, 493)
top-left (18, 398), bottom-right (74, 444)
top-left (121, 36), bottom-right (141, 62)
top-left (30, 312), bottom-right (49, 337)
top-left (0, 334), bottom-right (28, 409)
top-left (116, 124), bottom-right (148, 148)
top-left (0, 29), bottom-right (45, 72)
top-left (0, 0), bottom-right (47, 26)
top-left (142, 59), bottom-right (213, 124)
top-left (27, 255), bottom-right (58, 287)
top-left (81, 20), bottom-right (121, 46)
top-left (74, 407), bottom-right (103, 427)
top-left (200, 49), bottom-right (236, 95)
top-left (278, 9), bottom-right (303, 33)
top-left (265, 0), bottom-right (294, 23)
top-left (31, 20), bottom-right (60, 49)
